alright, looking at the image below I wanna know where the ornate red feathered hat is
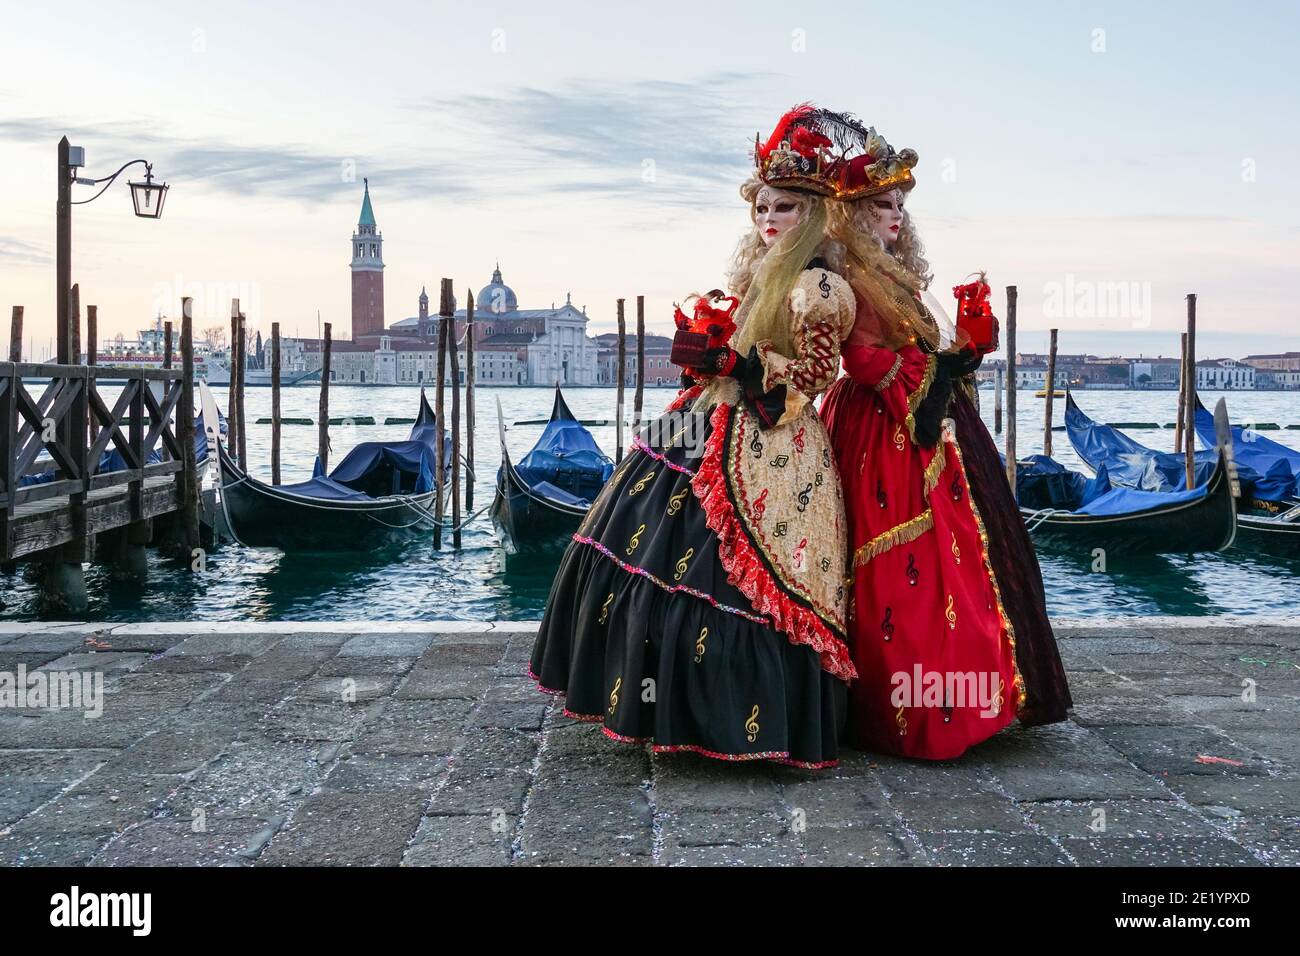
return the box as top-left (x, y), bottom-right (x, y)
top-left (755, 104), bottom-right (917, 200)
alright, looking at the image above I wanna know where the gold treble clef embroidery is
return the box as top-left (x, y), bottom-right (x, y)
top-left (694, 626), bottom-right (708, 663)
top-left (667, 487), bottom-right (689, 516)
top-left (628, 469), bottom-right (656, 496)
top-left (673, 547), bottom-right (694, 581)
top-left (945, 594), bottom-right (957, 630)
top-left (951, 532), bottom-right (961, 565)
top-left (608, 677), bottom-right (622, 714)
top-left (626, 523), bottom-right (646, 555)
top-left (893, 423), bottom-right (906, 451)
top-left (598, 592), bottom-right (614, 624)
top-left (745, 705), bottom-right (760, 742)
top-left (895, 704), bottom-right (907, 736)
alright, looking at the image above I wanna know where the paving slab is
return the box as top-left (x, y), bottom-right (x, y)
top-left (0, 621), bottom-right (1294, 866)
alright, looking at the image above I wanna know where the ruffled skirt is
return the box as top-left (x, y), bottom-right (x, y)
top-left (530, 400), bottom-right (846, 767)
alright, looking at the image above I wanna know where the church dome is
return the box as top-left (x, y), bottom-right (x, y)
top-left (477, 264), bottom-right (518, 315)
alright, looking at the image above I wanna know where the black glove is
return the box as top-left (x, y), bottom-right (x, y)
top-left (938, 349), bottom-right (984, 377)
top-left (700, 346), bottom-right (756, 379)
top-left (912, 362), bottom-right (955, 449)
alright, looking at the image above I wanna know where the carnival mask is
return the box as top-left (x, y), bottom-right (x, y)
top-left (755, 186), bottom-right (804, 248)
top-left (866, 188), bottom-right (904, 248)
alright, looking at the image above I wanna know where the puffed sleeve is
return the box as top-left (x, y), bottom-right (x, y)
top-left (842, 342), bottom-right (938, 443)
top-left (744, 267), bottom-right (856, 429)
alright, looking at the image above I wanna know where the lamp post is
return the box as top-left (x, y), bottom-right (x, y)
top-left (57, 135), bottom-right (169, 363)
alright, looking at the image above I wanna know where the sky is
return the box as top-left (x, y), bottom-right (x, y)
top-left (1, 0), bottom-right (1298, 362)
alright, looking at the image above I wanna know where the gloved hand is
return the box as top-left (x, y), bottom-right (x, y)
top-left (700, 346), bottom-right (756, 379)
top-left (913, 360), bottom-right (958, 448)
top-left (939, 349), bottom-right (985, 377)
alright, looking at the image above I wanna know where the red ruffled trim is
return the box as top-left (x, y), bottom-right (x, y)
top-left (666, 382), bottom-right (705, 412)
top-left (689, 402), bottom-right (857, 683)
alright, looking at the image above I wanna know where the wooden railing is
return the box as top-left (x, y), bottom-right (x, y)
top-left (0, 362), bottom-right (190, 560)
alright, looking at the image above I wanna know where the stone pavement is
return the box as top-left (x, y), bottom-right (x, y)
top-left (0, 620), bottom-right (1296, 866)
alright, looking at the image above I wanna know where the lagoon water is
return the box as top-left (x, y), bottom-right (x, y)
top-left (3, 384), bottom-right (1297, 622)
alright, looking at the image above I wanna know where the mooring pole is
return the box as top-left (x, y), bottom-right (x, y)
top-left (1004, 285), bottom-right (1018, 497)
top-left (434, 281), bottom-right (449, 550)
top-left (447, 279), bottom-right (462, 550)
top-left (271, 321), bottom-right (281, 484)
top-left (1174, 332), bottom-right (1188, 453)
top-left (616, 298), bottom-right (626, 462)
top-left (634, 295), bottom-right (645, 432)
top-left (1185, 294), bottom-right (1197, 489)
top-left (1043, 328), bottom-right (1058, 457)
top-left (318, 322), bottom-right (332, 473)
top-left (227, 299), bottom-right (240, 465)
top-left (464, 290), bottom-right (476, 511)
top-left (236, 312), bottom-right (249, 471)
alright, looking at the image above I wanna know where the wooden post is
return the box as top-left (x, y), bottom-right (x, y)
top-left (465, 291), bottom-right (476, 511)
top-left (1004, 286), bottom-right (1018, 497)
top-left (318, 322), bottom-right (332, 473)
top-left (8, 306), bottom-right (21, 361)
top-left (994, 365), bottom-right (1003, 434)
top-left (271, 321), bottom-right (281, 484)
top-left (616, 298), bottom-right (626, 461)
top-left (1043, 328), bottom-right (1058, 457)
top-left (236, 312), bottom-right (248, 471)
top-left (69, 283), bottom-right (81, 366)
top-left (228, 299), bottom-right (240, 465)
top-left (87, 305), bottom-right (99, 446)
top-left (634, 295), bottom-right (645, 431)
top-left (447, 282), bottom-right (462, 550)
top-left (179, 297), bottom-right (199, 550)
top-left (434, 281), bottom-right (449, 549)
top-left (1185, 294), bottom-right (1197, 489)
top-left (1174, 332), bottom-right (1187, 453)
top-left (163, 319), bottom-right (173, 370)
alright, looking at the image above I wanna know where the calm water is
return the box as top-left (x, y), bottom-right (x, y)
top-left (3, 385), bottom-right (1298, 622)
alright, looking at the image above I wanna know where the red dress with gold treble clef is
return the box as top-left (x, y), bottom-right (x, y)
top-left (820, 341), bottom-right (1021, 759)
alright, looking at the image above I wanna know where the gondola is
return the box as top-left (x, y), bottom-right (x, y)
top-left (1017, 450), bottom-right (1238, 554)
top-left (1066, 391), bottom-right (1299, 553)
top-left (1191, 394), bottom-right (1300, 552)
top-left (1018, 395), bottom-right (1239, 554)
top-left (202, 383), bottom-right (451, 552)
top-left (491, 386), bottom-right (614, 553)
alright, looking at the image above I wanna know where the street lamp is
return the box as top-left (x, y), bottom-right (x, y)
top-left (57, 136), bottom-right (170, 362)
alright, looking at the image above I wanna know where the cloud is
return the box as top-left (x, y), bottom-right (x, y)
top-left (0, 236), bottom-right (52, 266)
top-left (0, 72), bottom-right (783, 211)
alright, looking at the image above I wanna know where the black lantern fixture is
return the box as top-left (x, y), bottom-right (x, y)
top-left (57, 136), bottom-right (173, 363)
top-left (128, 164), bottom-right (168, 218)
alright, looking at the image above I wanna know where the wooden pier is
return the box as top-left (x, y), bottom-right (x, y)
top-left (1, 350), bottom-right (201, 610)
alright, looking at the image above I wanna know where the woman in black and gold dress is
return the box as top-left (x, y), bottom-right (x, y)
top-left (530, 106), bottom-right (877, 767)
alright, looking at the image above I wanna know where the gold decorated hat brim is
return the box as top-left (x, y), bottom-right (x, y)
top-left (758, 169), bottom-right (916, 200)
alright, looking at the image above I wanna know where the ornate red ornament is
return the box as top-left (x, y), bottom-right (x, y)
top-left (953, 272), bottom-right (997, 354)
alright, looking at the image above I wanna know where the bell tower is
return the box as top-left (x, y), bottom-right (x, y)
top-left (350, 178), bottom-right (385, 337)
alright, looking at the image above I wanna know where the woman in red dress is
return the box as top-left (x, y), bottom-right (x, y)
top-left (818, 118), bottom-right (1072, 759)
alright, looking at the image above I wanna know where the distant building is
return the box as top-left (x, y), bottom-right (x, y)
top-left (593, 333), bottom-right (685, 387)
top-left (1242, 352), bottom-right (1300, 371)
top-left (1196, 358), bottom-right (1256, 390)
top-left (1128, 357), bottom-right (1181, 388)
top-left (1253, 369), bottom-right (1300, 390)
